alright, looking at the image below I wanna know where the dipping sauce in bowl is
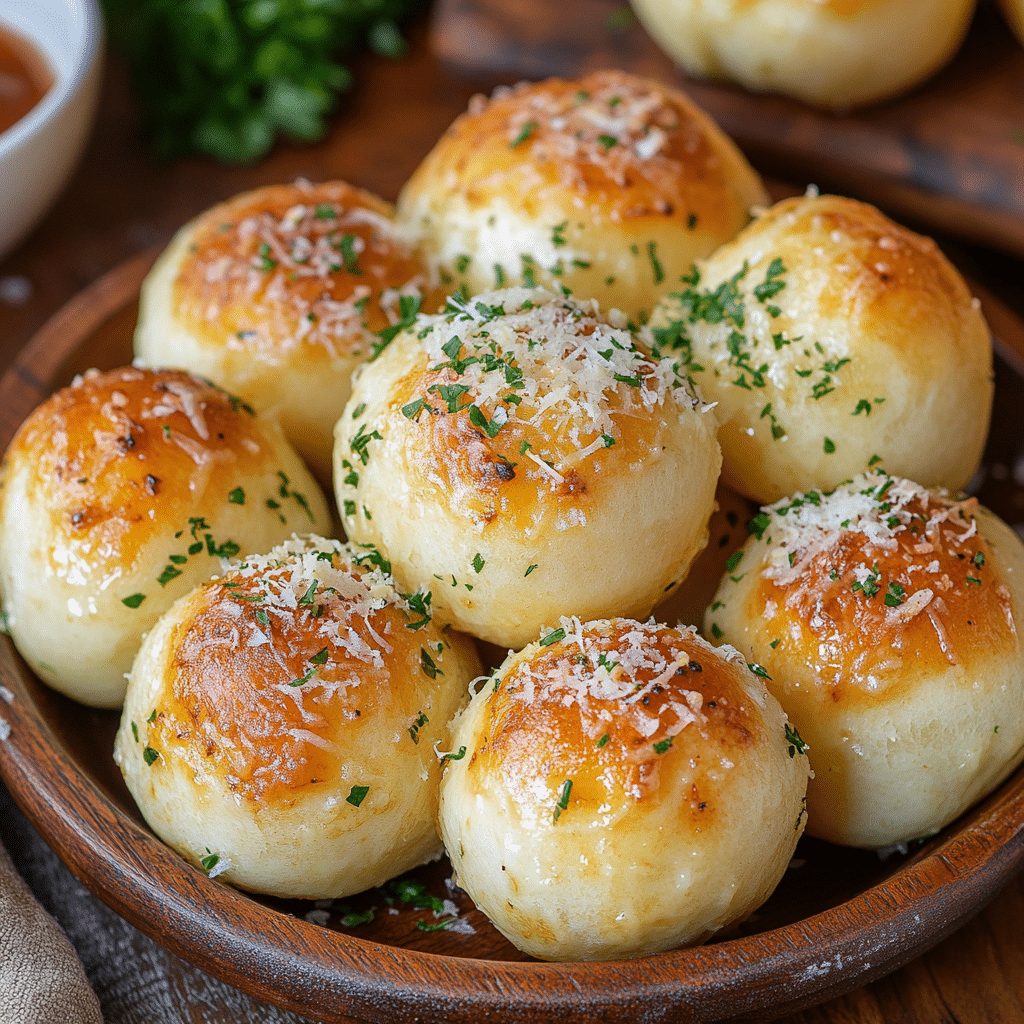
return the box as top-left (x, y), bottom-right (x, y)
top-left (0, 23), bottom-right (52, 136)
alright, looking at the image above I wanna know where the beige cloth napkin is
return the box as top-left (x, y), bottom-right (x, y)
top-left (0, 838), bottom-right (103, 1024)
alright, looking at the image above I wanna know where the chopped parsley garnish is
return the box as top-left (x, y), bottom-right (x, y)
top-left (553, 779), bottom-right (573, 820)
top-left (823, 437), bottom-right (836, 454)
top-left (420, 648), bottom-right (442, 679)
top-left (122, 593), bottom-right (146, 609)
top-left (510, 121), bottom-right (538, 148)
top-left (227, 487), bottom-right (245, 504)
top-left (747, 662), bottom-right (771, 680)
top-left (346, 785), bottom-right (369, 807)
top-left (884, 582), bottom-right (906, 607)
top-left (441, 745), bottom-right (467, 764)
top-left (539, 627), bottom-right (566, 647)
top-left (200, 850), bottom-right (220, 873)
top-left (653, 736), bottom-right (673, 754)
top-left (143, 746), bottom-right (160, 766)
top-left (471, 553), bottom-right (485, 574)
top-left (785, 724), bottom-right (808, 758)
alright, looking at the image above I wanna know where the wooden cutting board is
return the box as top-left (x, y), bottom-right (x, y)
top-left (430, 0), bottom-right (1024, 258)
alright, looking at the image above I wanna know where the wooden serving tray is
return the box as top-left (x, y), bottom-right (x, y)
top-left (0, 251), bottom-right (1024, 1023)
top-left (430, 0), bottom-right (1024, 259)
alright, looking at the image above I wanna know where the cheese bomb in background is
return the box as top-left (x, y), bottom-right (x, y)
top-left (395, 70), bottom-right (768, 324)
top-left (437, 617), bottom-right (810, 961)
top-left (0, 367), bottom-right (330, 708)
top-left (134, 180), bottom-right (443, 481)
top-left (629, 0), bottom-right (976, 110)
top-left (648, 193), bottom-right (992, 504)
top-left (704, 470), bottom-right (1024, 849)
top-left (115, 536), bottom-right (481, 900)
top-left (334, 287), bottom-right (721, 651)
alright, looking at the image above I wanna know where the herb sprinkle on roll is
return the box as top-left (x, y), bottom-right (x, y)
top-left (705, 469), bottom-right (1024, 848)
top-left (333, 286), bottom-right (721, 650)
top-left (0, 366), bottom-right (330, 708)
top-left (115, 535), bottom-right (481, 899)
top-left (437, 616), bottom-right (810, 961)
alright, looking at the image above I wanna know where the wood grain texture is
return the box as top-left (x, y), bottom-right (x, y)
top-left (430, 0), bottom-right (1024, 258)
top-left (1, 249), bottom-right (1024, 1024)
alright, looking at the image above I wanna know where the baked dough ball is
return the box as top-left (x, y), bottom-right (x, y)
top-left (0, 366), bottom-right (330, 708)
top-left (395, 70), bottom-right (768, 323)
top-left (114, 535), bottom-right (482, 900)
top-left (704, 470), bottom-right (1024, 848)
top-left (437, 617), bottom-right (810, 961)
top-left (334, 287), bottom-right (721, 650)
top-left (999, 0), bottom-right (1024, 45)
top-left (648, 193), bottom-right (992, 504)
top-left (134, 179), bottom-right (443, 480)
top-left (631, 0), bottom-right (976, 110)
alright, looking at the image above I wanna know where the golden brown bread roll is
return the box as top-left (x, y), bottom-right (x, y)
top-left (134, 179), bottom-right (443, 480)
top-left (114, 535), bottom-right (482, 899)
top-left (333, 286), bottom-right (721, 650)
top-left (0, 366), bottom-right (330, 708)
top-left (648, 193), bottom-right (992, 504)
top-left (704, 470), bottom-right (1024, 848)
top-left (630, 0), bottom-right (976, 110)
top-left (437, 616), bottom-right (810, 960)
top-left (395, 70), bottom-right (768, 323)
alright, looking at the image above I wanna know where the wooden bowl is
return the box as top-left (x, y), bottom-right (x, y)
top-left (1, 252), bottom-right (1024, 1024)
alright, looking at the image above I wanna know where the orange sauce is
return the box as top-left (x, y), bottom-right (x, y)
top-left (0, 24), bottom-right (53, 136)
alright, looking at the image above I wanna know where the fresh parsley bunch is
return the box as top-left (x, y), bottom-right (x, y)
top-left (102, 0), bottom-right (425, 164)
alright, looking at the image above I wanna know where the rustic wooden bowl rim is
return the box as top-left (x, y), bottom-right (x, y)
top-left (1, 251), bottom-right (1023, 1024)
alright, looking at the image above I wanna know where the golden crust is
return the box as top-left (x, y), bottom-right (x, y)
top-left (438, 618), bottom-right (809, 960)
top-left (705, 472), bottom-right (1024, 847)
top-left (135, 180), bottom-right (443, 478)
top-left (0, 366), bottom-right (330, 707)
top-left (630, 0), bottom-right (975, 109)
top-left (397, 70), bottom-right (767, 318)
top-left (115, 536), bottom-right (482, 899)
top-left (650, 193), bottom-right (992, 502)
top-left (334, 288), bottom-right (721, 648)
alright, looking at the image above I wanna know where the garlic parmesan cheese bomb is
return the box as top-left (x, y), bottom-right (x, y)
top-left (649, 193), bottom-right (992, 504)
top-left (0, 367), bottom-right (330, 708)
top-left (134, 179), bottom-right (442, 480)
top-left (630, 0), bottom-right (975, 110)
top-left (395, 70), bottom-right (768, 323)
top-left (437, 617), bottom-right (810, 961)
top-left (704, 470), bottom-right (1024, 849)
top-left (334, 287), bottom-right (721, 650)
top-left (114, 535), bottom-right (481, 900)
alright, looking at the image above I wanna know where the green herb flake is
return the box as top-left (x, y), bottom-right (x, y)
top-left (228, 486), bottom-right (245, 505)
top-left (510, 120), bottom-right (538, 148)
top-left (653, 736), bottom-right (673, 755)
top-left (200, 850), bottom-right (220, 873)
top-left (471, 553), bottom-right (485, 574)
top-left (785, 724), bottom-right (808, 758)
top-left (823, 437), bottom-right (836, 454)
top-left (539, 627), bottom-right (566, 647)
top-left (143, 746), bottom-right (160, 766)
top-left (553, 778), bottom-right (573, 820)
top-left (346, 785), bottom-right (370, 807)
top-left (596, 733), bottom-right (610, 748)
top-left (122, 593), bottom-right (146, 609)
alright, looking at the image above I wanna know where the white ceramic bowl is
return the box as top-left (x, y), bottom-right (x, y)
top-left (0, 0), bottom-right (103, 260)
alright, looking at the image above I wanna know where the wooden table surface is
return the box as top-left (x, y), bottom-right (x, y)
top-left (1, 7), bottom-right (1023, 1023)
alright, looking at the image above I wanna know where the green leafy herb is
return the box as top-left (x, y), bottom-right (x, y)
top-left (346, 785), bottom-right (369, 807)
top-left (785, 724), bottom-right (808, 758)
top-left (101, 0), bottom-right (426, 164)
top-left (143, 746), bottom-right (160, 766)
top-left (122, 593), bottom-right (146, 609)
